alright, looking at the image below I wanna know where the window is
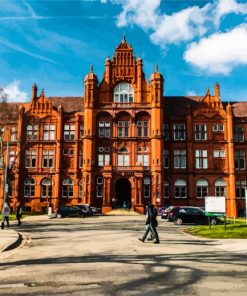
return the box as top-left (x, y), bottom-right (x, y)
top-left (215, 179), bottom-right (226, 196)
top-left (25, 150), bottom-right (37, 168)
top-left (114, 82), bottom-right (134, 103)
top-left (79, 180), bottom-right (83, 198)
top-left (137, 154), bottom-right (149, 166)
top-left (43, 124), bottom-right (55, 140)
top-left (118, 147), bottom-right (129, 166)
top-left (24, 178), bottom-right (35, 197)
top-left (136, 121), bottom-right (148, 137)
top-left (144, 177), bottom-right (150, 198)
top-left (98, 121), bottom-right (111, 138)
top-left (96, 177), bottom-right (103, 197)
top-left (163, 150), bottom-right (169, 168)
top-left (27, 125), bottom-right (38, 140)
top-left (196, 179), bottom-right (208, 198)
top-left (163, 124), bottom-right (169, 140)
top-left (164, 180), bottom-right (169, 198)
top-left (79, 149), bottom-right (83, 168)
top-left (118, 121), bottom-right (129, 137)
top-left (174, 150), bottom-right (186, 169)
top-left (62, 178), bottom-right (74, 197)
top-left (235, 151), bottom-right (246, 170)
top-left (10, 127), bottom-right (17, 142)
top-left (80, 124), bottom-right (84, 139)
top-left (195, 150), bottom-right (208, 169)
top-left (98, 154), bottom-right (110, 166)
top-left (42, 150), bottom-right (54, 168)
top-left (236, 180), bottom-right (247, 199)
top-left (234, 126), bottom-right (244, 142)
top-left (212, 124), bottom-right (224, 132)
top-left (64, 124), bottom-right (75, 140)
top-left (41, 178), bottom-right (52, 198)
top-left (213, 150), bottom-right (225, 158)
top-left (174, 179), bottom-right (187, 198)
top-left (195, 124), bottom-right (207, 140)
top-left (173, 124), bottom-right (186, 141)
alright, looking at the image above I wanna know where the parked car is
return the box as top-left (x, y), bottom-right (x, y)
top-left (161, 206), bottom-right (175, 220)
top-left (74, 204), bottom-right (95, 217)
top-left (169, 206), bottom-right (221, 225)
top-left (158, 206), bottom-right (170, 216)
top-left (55, 206), bottom-right (82, 219)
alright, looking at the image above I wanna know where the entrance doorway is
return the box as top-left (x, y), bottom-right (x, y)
top-left (115, 178), bottom-right (131, 209)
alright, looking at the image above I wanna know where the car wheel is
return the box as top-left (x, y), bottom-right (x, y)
top-left (211, 218), bottom-right (218, 225)
top-left (174, 218), bottom-right (183, 225)
top-left (57, 214), bottom-right (62, 219)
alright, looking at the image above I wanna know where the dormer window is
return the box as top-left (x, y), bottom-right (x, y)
top-left (114, 82), bottom-right (134, 103)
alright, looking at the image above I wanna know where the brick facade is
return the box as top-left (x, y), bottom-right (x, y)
top-left (1, 37), bottom-right (247, 217)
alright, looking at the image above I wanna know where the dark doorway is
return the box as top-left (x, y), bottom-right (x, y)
top-left (115, 178), bottom-right (131, 209)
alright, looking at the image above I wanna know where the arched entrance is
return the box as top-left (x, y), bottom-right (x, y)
top-left (115, 178), bottom-right (131, 209)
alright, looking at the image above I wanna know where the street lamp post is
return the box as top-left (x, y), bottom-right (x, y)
top-left (48, 167), bottom-right (54, 216)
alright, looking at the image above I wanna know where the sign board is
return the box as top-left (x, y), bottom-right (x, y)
top-left (205, 196), bottom-right (226, 215)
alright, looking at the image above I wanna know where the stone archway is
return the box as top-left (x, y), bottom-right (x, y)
top-left (115, 178), bottom-right (131, 208)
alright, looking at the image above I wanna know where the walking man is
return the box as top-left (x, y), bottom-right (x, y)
top-left (138, 203), bottom-right (160, 244)
top-left (16, 202), bottom-right (22, 225)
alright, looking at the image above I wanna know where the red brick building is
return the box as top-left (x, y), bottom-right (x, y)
top-left (1, 37), bottom-right (247, 217)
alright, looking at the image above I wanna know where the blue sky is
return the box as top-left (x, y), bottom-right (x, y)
top-left (0, 0), bottom-right (247, 102)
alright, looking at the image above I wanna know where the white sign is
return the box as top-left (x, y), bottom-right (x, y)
top-left (205, 196), bottom-right (226, 213)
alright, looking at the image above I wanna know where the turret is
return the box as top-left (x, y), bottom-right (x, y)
top-left (84, 65), bottom-right (98, 108)
top-left (150, 65), bottom-right (164, 106)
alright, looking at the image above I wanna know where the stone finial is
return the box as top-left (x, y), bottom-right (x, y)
top-left (122, 33), bottom-right (126, 43)
top-left (155, 64), bottom-right (158, 72)
top-left (90, 65), bottom-right (93, 73)
top-left (40, 89), bottom-right (45, 97)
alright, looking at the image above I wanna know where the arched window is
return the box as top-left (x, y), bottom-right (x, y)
top-left (62, 178), bottom-right (74, 198)
top-left (196, 179), bottom-right (208, 198)
top-left (24, 178), bottom-right (35, 197)
top-left (79, 180), bottom-right (83, 198)
top-left (96, 177), bottom-right (103, 198)
top-left (164, 180), bottom-right (169, 199)
top-left (143, 177), bottom-right (150, 198)
top-left (41, 178), bottom-right (51, 198)
top-left (174, 179), bottom-right (187, 198)
top-left (215, 179), bottom-right (226, 196)
top-left (114, 82), bottom-right (134, 103)
top-left (118, 147), bottom-right (129, 166)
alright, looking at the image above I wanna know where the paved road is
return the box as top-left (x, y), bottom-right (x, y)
top-left (0, 215), bottom-right (246, 296)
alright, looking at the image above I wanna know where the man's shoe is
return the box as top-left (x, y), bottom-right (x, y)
top-left (153, 241), bottom-right (160, 244)
top-left (147, 237), bottom-right (153, 241)
top-left (138, 238), bottom-right (144, 243)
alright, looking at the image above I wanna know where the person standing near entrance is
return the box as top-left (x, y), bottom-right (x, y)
top-left (138, 203), bottom-right (160, 244)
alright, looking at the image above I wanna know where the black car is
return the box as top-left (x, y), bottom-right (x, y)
top-left (74, 204), bottom-right (94, 218)
top-left (169, 206), bottom-right (220, 225)
top-left (55, 206), bottom-right (82, 218)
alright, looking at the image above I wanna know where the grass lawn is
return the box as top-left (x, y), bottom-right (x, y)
top-left (186, 220), bottom-right (247, 239)
top-left (0, 212), bottom-right (46, 221)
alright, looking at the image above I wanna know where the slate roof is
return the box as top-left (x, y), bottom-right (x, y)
top-left (4, 96), bottom-right (247, 118)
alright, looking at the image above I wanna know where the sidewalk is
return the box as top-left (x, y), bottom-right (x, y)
top-left (0, 228), bottom-right (20, 252)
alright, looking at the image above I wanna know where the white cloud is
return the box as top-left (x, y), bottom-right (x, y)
top-left (116, 0), bottom-right (160, 30)
top-left (184, 25), bottom-right (247, 75)
top-left (214, 0), bottom-right (247, 26)
top-left (150, 5), bottom-right (210, 47)
top-left (115, 0), bottom-right (247, 48)
top-left (4, 80), bottom-right (28, 102)
top-left (186, 90), bottom-right (197, 96)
